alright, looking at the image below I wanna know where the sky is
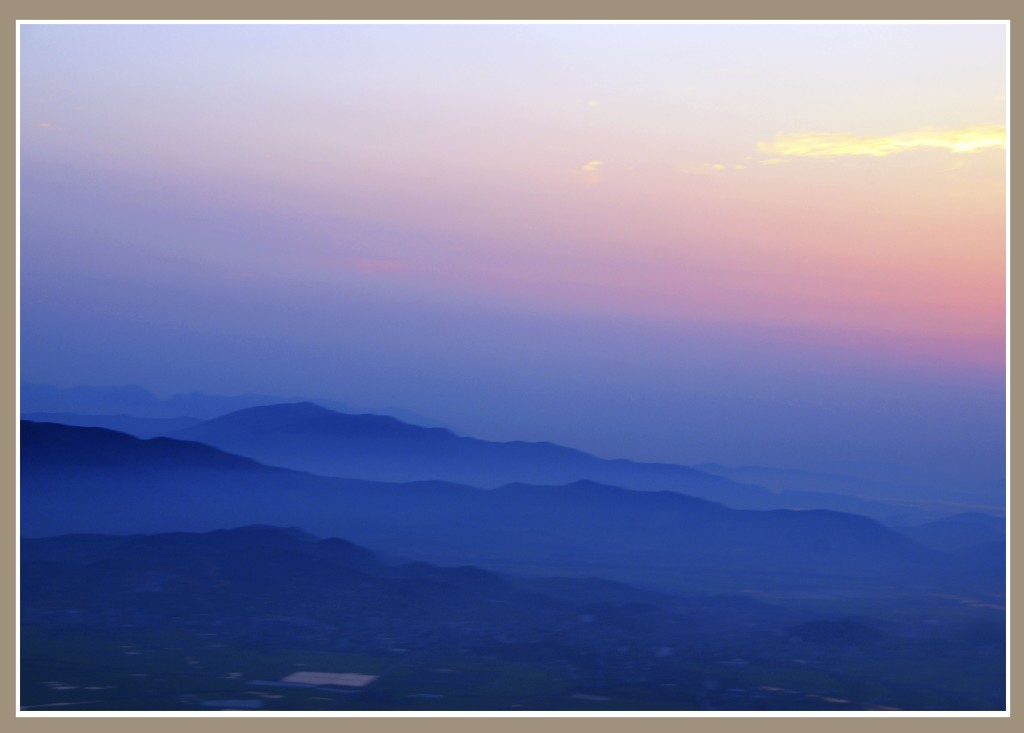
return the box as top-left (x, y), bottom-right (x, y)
top-left (19, 23), bottom-right (1007, 505)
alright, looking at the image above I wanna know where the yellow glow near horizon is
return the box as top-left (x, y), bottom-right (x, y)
top-left (757, 125), bottom-right (1005, 159)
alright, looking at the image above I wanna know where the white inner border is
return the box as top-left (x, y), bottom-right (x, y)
top-left (12, 15), bottom-right (1011, 716)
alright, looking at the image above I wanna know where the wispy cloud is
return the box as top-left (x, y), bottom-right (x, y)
top-left (581, 160), bottom-right (604, 173)
top-left (757, 125), bottom-right (1005, 159)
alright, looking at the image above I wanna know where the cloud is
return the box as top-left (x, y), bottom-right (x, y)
top-left (757, 125), bottom-right (1005, 159)
top-left (581, 160), bottom-right (603, 173)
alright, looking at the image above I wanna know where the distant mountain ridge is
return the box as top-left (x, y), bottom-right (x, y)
top-left (20, 382), bottom-right (444, 428)
top-left (166, 402), bottom-right (944, 522)
top-left (694, 463), bottom-right (1003, 520)
top-left (21, 420), bottom-right (268, 475)
top-left (897, 512), bottom-right (1006, 552)
top-left (24, 392), bottom-right (991, 523)
top-left (21, 420), bottom-right (985, 595)
top-left (166, 402), bottom-right (779, 509)
top-left (22, 412), bottom-right (203, 439)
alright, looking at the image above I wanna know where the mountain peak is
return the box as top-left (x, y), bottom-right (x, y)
top-left (173, 401), bottom-right (446, 446)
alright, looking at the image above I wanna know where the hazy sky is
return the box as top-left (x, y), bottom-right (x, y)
top-left (19, 23), bottom-right (1007, 504)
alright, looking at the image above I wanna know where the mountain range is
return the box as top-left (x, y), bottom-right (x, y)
top-left (20, 382), bottom-right (443, 427)
top-left (172, 402), bottom-right (995, 524)
top-left (24, 385), bottom-right (1002, 524)
top-left (19, 405), bottom-right (1006, 712)
top-left (22, 397), bottom-right (962, 523)
top-left (21, 420), bottom-right (1000, 595)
